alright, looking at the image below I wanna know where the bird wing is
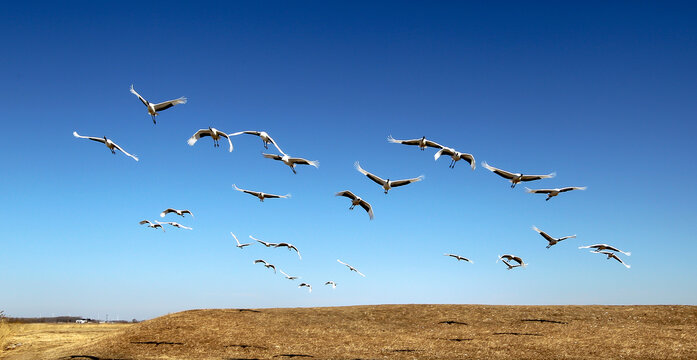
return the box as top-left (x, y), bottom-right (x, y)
top-left (253, 259), bottom-right (266, 265)
top-left (232, 184), bottom-right (252, 194)
top-left (129, 85), bottom-right (148, 106)
top-left (230, 232), bottom-right (241, 245)
top-left (153, 97), bottom-right (187, 111)
top-left (501, 259), bottom-right (516, 268)
top-left (249, 236), bottom-right (269, 246)
top-left (292, 246), bottom-right (302, 260)
top-left (289, 157), bottom-right (319, 168)
top-left (459, 153), bottom-right (476, 169)
top-left (160, 209), bottom-right (175, 217)
top-left (526, 187), bottom-right (555, 194)
top-left (265, 135), bottom-right (286, 155)
top-left (239, 130), bottom-right (261, 136)
top-left (481, 162), bottom-right (517, 180)
top-left (262, 153), bottom-right (283, 161)
top-left (559, 186), bottom-right (587, 192)
top-left (139, 220), bottom-right (151, 225)
top-left (532, 226), bottom-right (555, 242)
top-left (187, 129), bottom-right (211, 146)
top-left (557, 235), bottom-right (577, 241)
top-left (217, 131), bottom-right (234, 152)
top-left (433, 148), bottom-right (446, 161)
top-left (354, 162), bottom-right (386, 186)
top-left (603, 245), bottom-right (630, 256)
top-left (435, 147), bottom-right (454, 159)
top-left (335, 190), bottom-right (356, 200)
top-left (387, 136), bottom-right (420, 146)
top-left (243, 189), bottom-right (261, 197)
top-left (266, 193), bottom-right (290, 199)
top-left (390, 175), bottom-right (425, 188)
top-left (111, 142), bottom-right (139, 161)
top-left (73, 131), bottom-right (106, 144)
top-left (354, 268), bottom-right (366, 277)
top-left (520, 172), bottom-right (556, 182)
top-left (337, 259), bottom-right (348, 266)
top-left (181, 210), bottom-right (194, 217)
top-left (424, 139), bottom-right (444, 149)
top-left (358, 200), bottom-right (374, 220)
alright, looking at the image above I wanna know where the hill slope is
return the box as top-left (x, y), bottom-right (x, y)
top-left (11, 304), bottom-right (697, 359)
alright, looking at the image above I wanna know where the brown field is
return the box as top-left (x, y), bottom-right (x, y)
top-left (1, 305), bottom-right (696, 359)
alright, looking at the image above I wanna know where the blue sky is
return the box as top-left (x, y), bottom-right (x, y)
top-left (1, 1), bottom-right (696, 320)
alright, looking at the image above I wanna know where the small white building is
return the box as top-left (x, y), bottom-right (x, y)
top-left (75, 319), bottom-right (87, 324)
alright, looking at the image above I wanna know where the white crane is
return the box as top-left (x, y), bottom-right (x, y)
top-left (249, 235), bottom-right (278, 248)
top-left (578, 244), bottom-right (631, 256)
top-left (337, 259), bottom-right (365, 277)
top-left (187, 128), bottom-right (234, 152)
top-left (274, 242), bottom-right (302, 260)
top-left (354, 162), bottom-right (424, 194)
top-left (262, 153), bottom-right (318, 174)
top-left (73, 132), bottom-right (139, 161)
top-left (230, 232), bottom-right (252, 249)
top-left (253, 259), bottom-right (276, 273)
top-left (325, 281), bottom-right (337, 289)
top-left (444, 253), bottom-right (473, 263)
top-left (335, 190), bottom-right (374, 220)
top-left (497, 254), bottom-right (527, 268)
top-left (130, 85), bottom-right (186, 124)
top-left (139, 220), bottom-right (164, 231)
top-left (532, 226), bottom-right (576, 248)
top-left (388, 135), bottom-right (443, 151)
top-left (157, 221), bottom-right (192, 230)
top-left (592, 251), bottom-right (631, 268)
top-left (298, 283), bottom-right (312, 293)
top-left (230, 130), bottom-right (285, 154)
top-left (481, 161), bottom-right (555, 188)
top-left (160, 208), bottom-right (194, 218)
top-left (526, 187), bottom-right (587, 201)
top-left (434, 147), bottom-right (475, 169)
top-left (279, 270), bottom-right (299, 280)
top-left (233, 184), bottom-right (290, 202)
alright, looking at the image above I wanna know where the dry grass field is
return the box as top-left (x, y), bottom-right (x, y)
top-left (1, 305), bottom-right (695, 359)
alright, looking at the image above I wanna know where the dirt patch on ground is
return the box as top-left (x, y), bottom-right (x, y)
top-left (2, 305), bottom-right (696, 359)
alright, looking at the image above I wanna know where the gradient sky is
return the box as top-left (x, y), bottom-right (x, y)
top-left (1, 1), bottom-right (696, 320)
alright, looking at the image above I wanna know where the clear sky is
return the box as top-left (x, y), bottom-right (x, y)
top-left (1, 1), bottom-right (696, 320)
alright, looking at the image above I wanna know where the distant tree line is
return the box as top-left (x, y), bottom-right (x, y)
top-left (3, 314), bottom-right (139, 324)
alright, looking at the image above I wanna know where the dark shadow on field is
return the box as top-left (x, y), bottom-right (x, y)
top-left (445, 338), bottom-right (473, 342)
top-left (224, 344), bottom-right (267, 350)
top-left (493, 332), bottom-right (543, 336)
top-left (438, 320), bottom-right (467, 325)
top-left (521, 319), bottom-right (568, 324)
top-left (131, 341), bottom-right (184, 346)
top-left (272, 354), bottom-right (313, 358)
top-left (60, 356), bottom-right (130, 360)
top-left (237, 309), bottom-right (262, 313)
